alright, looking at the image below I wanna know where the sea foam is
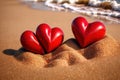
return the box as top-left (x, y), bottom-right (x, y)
top-left (21, 0), bottom-right (120, 23)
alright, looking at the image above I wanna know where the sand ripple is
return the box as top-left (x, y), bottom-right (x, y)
top-left (8, 35), bottom-right (119, 68)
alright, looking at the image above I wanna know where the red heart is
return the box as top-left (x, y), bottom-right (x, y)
top-left (20, 30), bottom-right (45, 54)
top-left (36, 23), bottom-right (64, 53)
top-left (72, 17), bottom-right (106, 48)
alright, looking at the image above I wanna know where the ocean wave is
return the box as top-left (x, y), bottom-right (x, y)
top-left (43, 0), bottom-right (120, 11)
top-left (21, 0), bottom-right (120, 23)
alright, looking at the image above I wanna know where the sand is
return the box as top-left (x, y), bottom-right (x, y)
top-left (0, 0), bottom-right (120, 80)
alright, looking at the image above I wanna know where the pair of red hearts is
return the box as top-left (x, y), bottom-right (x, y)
top-left (20, 17), bottom-right (106, 55)
top-left (20, 24), bottom-right (64, 55)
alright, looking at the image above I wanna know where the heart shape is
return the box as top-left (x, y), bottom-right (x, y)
top-left (21, 24), bottom-right (64, 54)
top-left (72, 16), bottom-right (106, 48)
top-left (36, 23), bottom-right (64, 53)
top-left (20, 30), bottom-right (45, 54)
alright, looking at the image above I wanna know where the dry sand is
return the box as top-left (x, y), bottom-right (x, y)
top-left (0, 0), bottom-right (120, 80)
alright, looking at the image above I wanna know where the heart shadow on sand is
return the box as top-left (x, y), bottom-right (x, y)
top-left (3, 48), bottom-right (26, 56)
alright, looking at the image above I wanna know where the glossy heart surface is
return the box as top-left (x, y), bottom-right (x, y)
top-left (20, 30), bottom-right (44, 54)
top-left (72, 17), bottom-right (106, 48)
top-left (36, 23), bottom-right (64, 53)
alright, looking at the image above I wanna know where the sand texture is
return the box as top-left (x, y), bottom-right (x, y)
top-left (0, 0), bottom-right (120, 80)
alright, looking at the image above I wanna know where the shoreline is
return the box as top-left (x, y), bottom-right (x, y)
top-left (21, 0), bottom-right (120, 24)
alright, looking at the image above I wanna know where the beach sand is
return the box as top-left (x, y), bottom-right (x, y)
top-left (0, 0), bottom-right (120, 80)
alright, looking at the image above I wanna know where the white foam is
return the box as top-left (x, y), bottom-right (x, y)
top-left (21, 0), bottom-right (38, 2)
top-left (111, 0), bottom-right (120, 11)
top-left (45, 1), bottom-right (64, 11)
top-left (88, 0), bottom-right (102, 7)
top-left (21, 0), bottom-right (120, 23)
top-left (44, 2), bottom-right (120, 23)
